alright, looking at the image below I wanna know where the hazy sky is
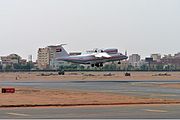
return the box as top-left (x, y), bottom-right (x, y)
top-left (0, 0), bottom-right (180, 61)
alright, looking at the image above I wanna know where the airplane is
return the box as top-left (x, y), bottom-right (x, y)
top-left (55, 44), bottom-right (128, 67)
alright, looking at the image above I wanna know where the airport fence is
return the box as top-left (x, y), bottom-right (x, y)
top-left (0, 69), bottom-right (180, 72)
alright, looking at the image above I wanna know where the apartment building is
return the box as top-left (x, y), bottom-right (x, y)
top-left (160, 55), bottom-right (180, 69)
top-left (128, 54), bottom-right (141, 67)
top-left (175, 52), bottom-right (180, 58)
top-left (151, 54), bottom-right (161, 62)
top-left (37, 48), bottom-right (50, 69)
top-left (1, 54), bottom-right (21, 65)
top-left (0, 54), bottom-right (28, 69)
top-left (37, 45), bottom-right (68, 70)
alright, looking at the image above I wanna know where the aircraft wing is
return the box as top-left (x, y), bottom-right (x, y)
top-left (94, 53), bottom-right (111, 58)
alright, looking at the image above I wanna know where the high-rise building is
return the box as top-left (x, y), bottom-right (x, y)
top-left (48, 45), bottom-right (66, 69)
top-left (128, 54), bottom-right (141, 67)
top-left (37, 48), bottom-right (50, 69)
top-left (37, 45), bottom-right (68, 70)
top-left (28, 55), bottom-right (33, 62)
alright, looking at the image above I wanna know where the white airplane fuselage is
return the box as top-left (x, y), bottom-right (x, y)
top-left (57, 53), bottom-right (127, 65)
top-left (55, 45), bottom-right (128, 67)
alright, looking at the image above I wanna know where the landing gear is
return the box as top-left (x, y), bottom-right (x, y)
top-left (100, 63), bottom-right (103, 67)
top-left (58, 70), bottom-right (65, 75)
top-left (91, 63), bottom-right (103, 67)
top-left (95, 63), bottom-right (100, 67)
top-left (118, 61), bottom-right (121, 64)
top-left (95, 63), bottom-right (103, 67)
top-left (91, 64), bottom-right (95, 67)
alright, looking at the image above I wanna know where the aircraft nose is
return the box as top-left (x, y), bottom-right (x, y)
top-left (125, 55), bottom-right (128, 59)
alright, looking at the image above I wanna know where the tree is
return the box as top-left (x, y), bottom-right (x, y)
top-left (5, 65), bottom-right (12, 70)
top-left (0, 65), bottom-right (2, 70)
top-left (127, 65), bottom-right (134, 71)
top-left (140, 64), bottom-right (148, 71)
top-left (79, 65), bottom-right (85, 70)
top-left (156, 64), bottom-right (164, 71)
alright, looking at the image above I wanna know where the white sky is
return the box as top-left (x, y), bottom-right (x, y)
top-left (0, 0), bottom-right (180, 61)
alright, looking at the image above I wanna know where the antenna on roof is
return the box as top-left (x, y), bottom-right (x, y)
top-left (125, 50), bottom-right (127, 56)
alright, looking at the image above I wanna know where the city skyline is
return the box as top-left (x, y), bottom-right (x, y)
top-left (0, 46), bottom-right (179, 62)
top-left (0, 0), bottom-right (180, 61)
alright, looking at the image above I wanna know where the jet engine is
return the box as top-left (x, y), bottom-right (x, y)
top-left (103, 49), bottom-right (118, 54)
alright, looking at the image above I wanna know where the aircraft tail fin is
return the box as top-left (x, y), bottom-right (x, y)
top-left (55, 44), bottom-right (69, 58)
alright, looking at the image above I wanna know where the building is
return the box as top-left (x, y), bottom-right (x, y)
top-left (160, 54), bottom-right (180, 70)
top-left (20, 59), bottom-right (27, 65)
top-left (119, 60), bottom-right (129, 70)
top-left (128, 54), bottom-right (141, 67)
top-left (1, 54), bottom-right (21, 65)
top-left (151, 54), bottom-right (161, 62)
top-left (147, 52), bottom-right (180, 70)
top-left (28, 55), bottom-right (33, 62)
top-left (174, 52), bottom-right (180, 58)
top-left (164, 54), bottom-right (173, 59)
top-left (37, 48), bottom-right (50, 69)
top-left (137, 60), bottom-right (148, 67)
top-left (0, 54), bottom-right (29, 70)
top-left (37, 45), bottom-right (69, 70)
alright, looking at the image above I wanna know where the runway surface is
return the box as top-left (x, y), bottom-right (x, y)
top-left (1, 80), bottom-right (180, 100)
top-left (0, 104), bottom-right (180, 119)
top-left (1, 80), bottom-right (180, 118)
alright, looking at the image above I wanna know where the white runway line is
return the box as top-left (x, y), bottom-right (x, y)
top-left (7, 112), bottom-right (30, 117)
top-left (143, 109), bottom-right (168, 113)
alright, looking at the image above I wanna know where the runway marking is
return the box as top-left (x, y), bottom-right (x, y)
top-left (7, 112), bottom-right (30, 117)
top-left (143, 109), bottom-right (168, 113)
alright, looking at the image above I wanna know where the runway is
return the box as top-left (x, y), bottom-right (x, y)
top-left (1, 80), bottom-right (180, 118)
top-left (1, 80), bottom-right (180, 100)
top-left (0, 104), bottom-right (180, 119)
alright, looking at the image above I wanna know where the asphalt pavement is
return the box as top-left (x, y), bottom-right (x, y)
top-left (1, 80), bottom-right (180, 118)
top-left (1, 80), bottom-right (180, 100)
top-left (0, 104), bottom-right (180, 119)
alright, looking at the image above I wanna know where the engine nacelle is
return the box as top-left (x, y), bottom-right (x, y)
top-left (103, 49), bottom-right (118, 54)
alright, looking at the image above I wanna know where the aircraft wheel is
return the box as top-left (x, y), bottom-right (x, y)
top-left (91, 64), bottom-right (95, 67)
top-left (100, 63), bottom-right (103, 67)
top-left (95, 63), bottom-right (100, 67)
top-left (118, 61), bottom-right (121, 64)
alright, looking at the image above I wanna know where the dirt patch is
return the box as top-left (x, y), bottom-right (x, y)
top-left (0, 72), bottom-right (180, 81)
top-left (0, 87), bottom-right (179, 108)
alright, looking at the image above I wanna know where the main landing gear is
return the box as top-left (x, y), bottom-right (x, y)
top-left (91, 63), bottom-right (103, 67)
top-left (91, 64), bottom-right (95, 67)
